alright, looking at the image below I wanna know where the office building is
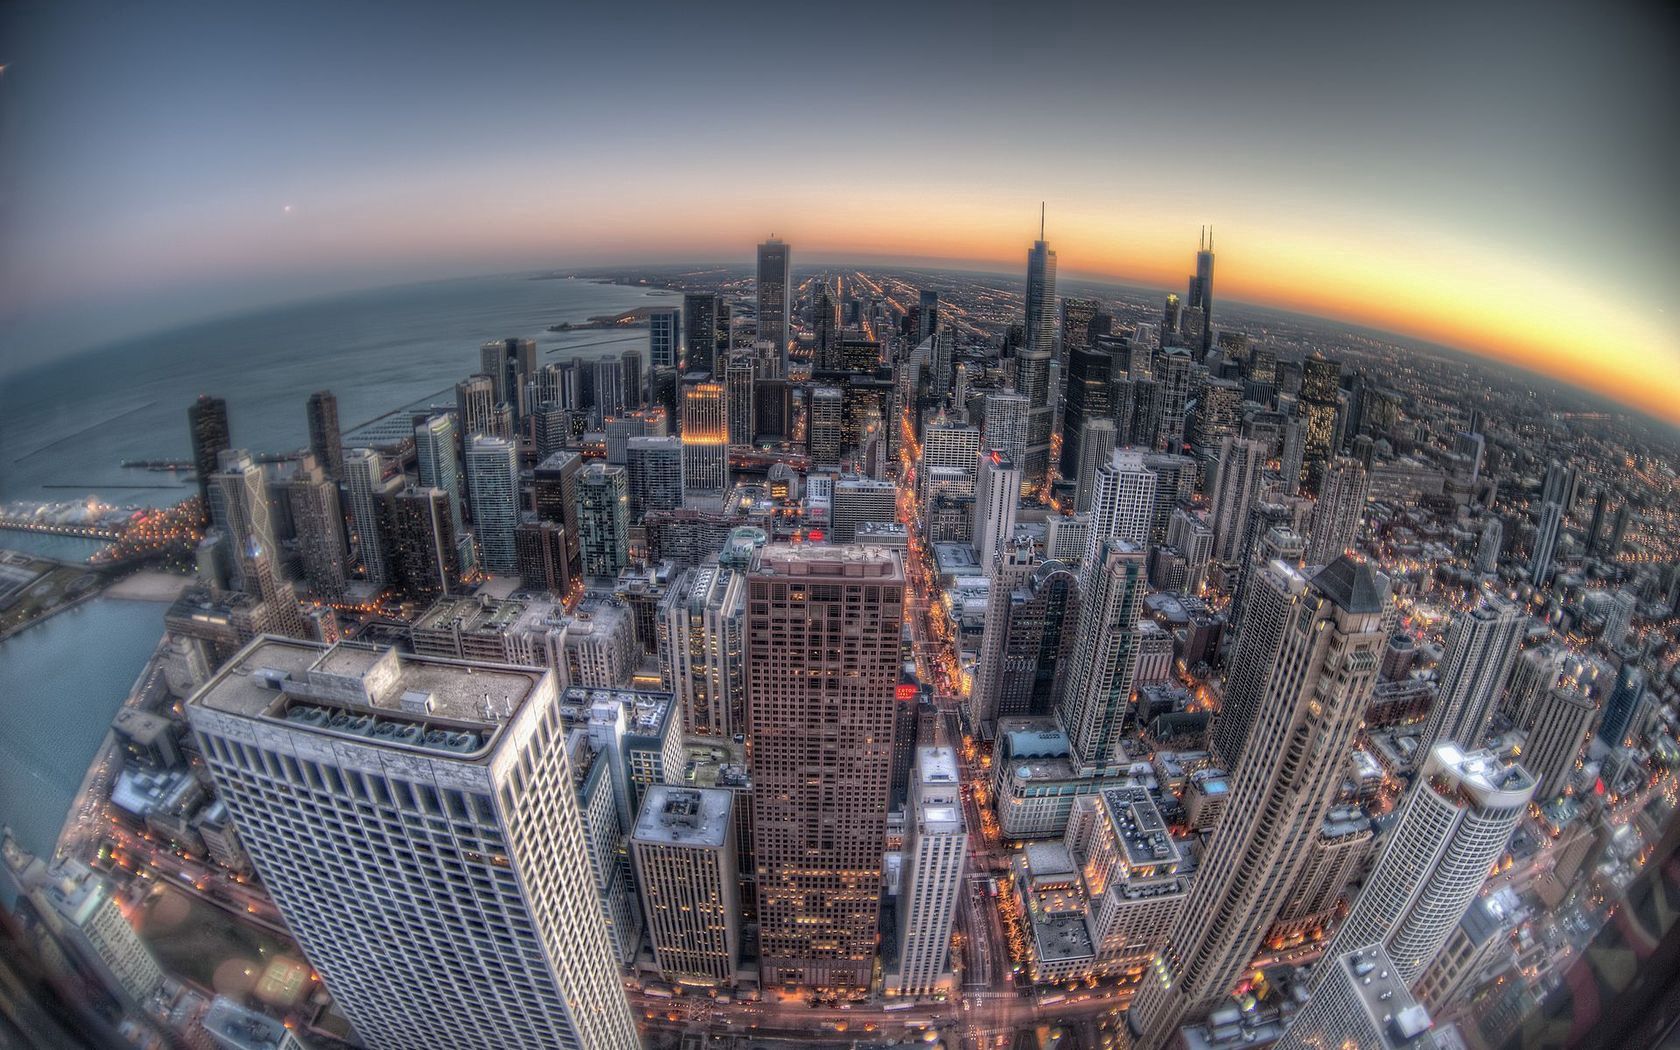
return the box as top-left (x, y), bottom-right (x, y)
top-left (1597, 660), bottom-right (1645, 748)
top-left (658, 563), bottom-right (746, 739)
top-left (207, 449), bottom-right (279, 591)
top-left (576, 462), bottom-right (629, 579)
top-left (1528, 500), bottom-right (1564, 585)
top-left (515, 516), bottom-right (572, 595)
top-left (808, 385), bottom-right (843, 467)
top-left (1057, 539), bottom-right (1148, 769)
top-left (1305, 456), bottom-right (1371, 565)
top-left (1417, 597), bottom-right (1526, 755)
top-left (466, 435), bottom-right (519, 574)
top-left (746, 545), bottom-right (904, 991)
top-left (386, 486), bottom-right (460, 601)
top-left (971, 539), bottom-right (1081, 725)
top-left (305, 390), bottom-right (344, 480)
top-left (185, 639), bottom-right (640, 1049)
top-left (973, 450), bottom-right (1020, 568)
top-left (681, 375), bottom-right (729, 499)
top-left (188, 394), bottom-right (232, 523)
top-left (1061, 343), bottom-right (1116, 478)
top-left (1018, 347), bottom-right (1054, 491)
top-left (1299, 354), bottom-right (1341, 489)
top-left (982, 391), bottom-right (1030, 460)
top-left (533, 451), bottom-right (584, 584)
top-left (1210, 558), bottom-right (1308, 770)
top-left (892, 747), bottom-right (967, 999)
top-left (1064, 785), bottom-right (1188, 973)
top-left (1153, 349), bottom-right (1193, 453)
top-left (831, 477), bottom-right (898, 544)
top-left (1208, 437), bottom-right (1265, 564)
top-left (626, 435), bottom-right (684, 519)
top-left (1127, 557), bottom-right (1390, 1048)
top-left (649, 307), bottom-right (680, 370)
top-left (756, 238), bottom-right (791, 372)
top-left (682, 293), bottom-right (723, 376)
top-left (455, 373), bottom-right (500, 438)
top-left (1277, 943), bottom-right (1449, 1050)
top-left (342, 448), bottom-right (397, 589)
top-left (1512, 656), bottom-right (1602, 801)
top-left (414, 413), bottom-right (464, 534)
top-left (1188, 228), bottom-right (1215, 355)
top-left (286, 454), bottom-right (348, 599)
top-left (1084, 448), bottom-right (1157, 567)
top-left (631, 786), bottom-right (740, 987)
top-left (1324, 744), bottom-right (1533, 984)
top-left (1074, 418), bottom-right (1118, 514)
top-left (725, 354), bottom-right (756, 445)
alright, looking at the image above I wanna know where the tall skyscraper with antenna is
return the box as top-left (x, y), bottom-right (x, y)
top-left (756, 238), bottom-right (791, 374)
top-left (1022, 206), bottom-right (1057, 491)
top-left (1187, 227), bottom-right (1215, 355)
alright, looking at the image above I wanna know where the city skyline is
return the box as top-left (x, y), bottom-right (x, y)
top-left (3, 1), bottom-right (1678, 425)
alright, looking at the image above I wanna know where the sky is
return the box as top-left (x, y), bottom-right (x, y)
top-left (2, 0), bottom-right (1677, 421)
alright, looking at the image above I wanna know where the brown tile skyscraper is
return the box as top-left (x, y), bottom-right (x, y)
top-left (745, 544), bottom-right (905, 992)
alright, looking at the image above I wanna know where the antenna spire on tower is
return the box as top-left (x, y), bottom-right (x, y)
top-left (1040, 202), bottom-right (1045, 241)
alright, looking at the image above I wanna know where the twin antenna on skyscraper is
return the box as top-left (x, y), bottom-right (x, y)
top-left (1201, 225), bottom-right (1214, 251)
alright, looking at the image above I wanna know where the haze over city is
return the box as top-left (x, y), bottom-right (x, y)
top-left (3, 4), bottom-right (1680, 1050)
top-left (2, 0), bottom-right (1677, 423)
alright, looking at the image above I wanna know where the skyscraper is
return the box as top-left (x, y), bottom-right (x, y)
top-left (185, 638), bottom-right (640, 1049)
top-left (1083, 448), bottom-right (1158, 567)
top-left (466, 435), bottom-right (519, 574)
top-left (830, 477), bottom-right (898, 544)
top-left (625, 435), bottom-right (684, 519)
top-left (1057, 538), bottom-right (1148, 769)
top-left (455, 373), bottom-right (500, 438)
top-left (286, 453), bottom-right (348, 599)
top-left (1061, 343), bottom-right (1115, 478)
top-left (746, 545), bottom-right (904, 991)
top-left (532, 450), bottom-right (584, 585)
top-left (1597, 660), bottom-right (1646, 748)
top-left (342, 448), bottom-right (397, 589)
top-left (188, 394), bottom-right (232, 524)
top-left (659, 563), bottom-right (746, 738)
top-left (971, 539), bottom-right (1081, 725)
top-left (414, 413), bottom-right (464, 535)
top-left (648, 307), bottom-right (680, 371)
top-left (808, 386), bottom-right (843, 467)
top-left (1187, 227), bottom-right (1215, 356)
top-left (1305, 456), bottom-right (1371, 565)
top-left (1017, 348), bottom-right (1054, 491)
top-left (576, 462), bottom-right (629, 579)
top-left (631, 786), bottom-right (740, 987)
top-left (1025, 221), bottom-right (1057, 360)
top-left (1416, 596), bottom-right (1526, 755)
top-left (1208, 558), bottom-right (1308, 770)
top-left (972, 450), bottom-right (1021, 568)
top-left (1208, 436), bottom-right (1265, 564)
top-left (1322, 743), bottom-right (1533, 984)
top-left (683, 293), bottom-right (723, 377)
top-left (480, 337), bottom-right (538, 421)
top-left (892, 747), bottom-right (967, 999)
top-left (1514, 659), bottom-right (1602, 801)
top-left (1277, 943), bottom-right (1448, 1050)
top-left (1073, 418), bottom-right (1118, 514)
top-left (1128, 557), bottom-right (1390, 1048)
top-left (1152, 348), bottom-right (1193, 453)
top-left (208, 449), bottom-right (279, 593)
top-left (725, 354), bottom-right (756, 446)
top-left (305, 389), bottom-right (344, 480)
top-left (386, 486), bottom-right (460, 601)
top-left (1528, 499), bottom-right (1564, 585)
top-left (756, 238), bottom-right (791, 373)
top-left (681, 376), bottom-right (728, 499)
top-left (1299, 353), bottom-right (1342, 490)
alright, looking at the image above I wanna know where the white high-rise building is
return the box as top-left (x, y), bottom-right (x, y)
top-left (658, 564), bottom-right (746, 739)
top-left (1476, 517), bottom-right (1503, 574)
top-left (185, 638), bottom-right (640, 1050)
top-left (414, 413), bottom-right (464, 535)
top-left (1166, 508), bottom-right (1213, 592)
top-left (1208, 436), bottom-right (1265, 563)
top-left (1417, 596), bottom-right (1526, 755)
top-left (631, 786), bottom-right (740, 986)
top-left (1602, 589), bottom-right (1637, 647)
top-left (1057, 538), bottom-right (1148, 769)
top-left (972, 450), bottom-right (1021, 567)
top-left (922, 415), bottom-right (982, 491)
top-left (1528, 499), bottom-right (1564, 585)
top-left (467, 434), bottom-right (520, 574)
top-left (343, 448), bottom-right (397, 589)
top-left (892, 747), bottom-right (967, 998)
top-left (1322, 743), bottom-right (1534, 984)
top-left (831, 477), bottom-right (898, 544)
top-left (1304, 456), bottom-right (1370, 565)
top-left (1073, 418), bottom-right (1118, 513)
top-left (1210, 559), bottom-right (1308, 769)
top-left (982, 392), bottom-right (1030, 460)
top-left (1128, 557), bottom-right (1390, 1048)
top-left (1083, 448), bottom-right (1157, 570)
top-left (1278, 943), bottom-right (1450, 1050)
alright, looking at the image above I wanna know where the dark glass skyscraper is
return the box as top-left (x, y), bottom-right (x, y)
top-left (1060, 342), bottom-right (1116, 479)
top-left (1187, 227), bottom-right (1215, 355)
top-left (305, 389), bottom-right (344, 480)
top-left (187, 394), bottom-right (231, 524)
top-left (683, 292), bottom-right (722, 377)
top-left (756, 238), bottom-right (791, 374)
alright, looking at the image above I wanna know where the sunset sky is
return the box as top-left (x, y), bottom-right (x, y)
top-left (2, 0), bottom-right (1676, 422)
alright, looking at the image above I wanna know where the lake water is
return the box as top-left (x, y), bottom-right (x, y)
top-left (0, 274), bottom-right (678, 859)
top-left (0, 598), bottom-right (165, 858)
top-left (0, 274), bottom-right (680, 508)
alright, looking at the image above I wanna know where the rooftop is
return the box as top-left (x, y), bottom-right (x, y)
top-left (187, 640), bottom-right (552, 762)
top-left (632, 786), bottom-right (733, 848)
top-left (1099, 786), bottom-right (1181, 870)
top-left (560, 686), bottom-right (674, 737)
top-left (1312, 555), bottom-right (1391, 614)
top-left (201, 996), bottom-right (295, 1050)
